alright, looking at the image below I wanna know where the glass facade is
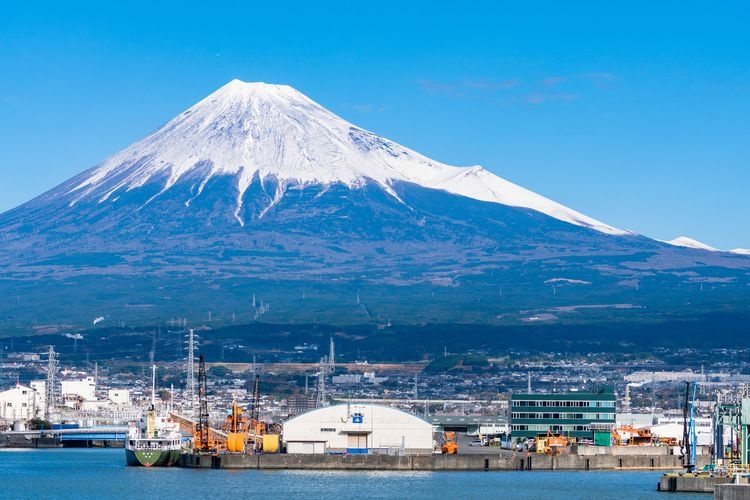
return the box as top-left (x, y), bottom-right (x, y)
top-left (510, 388), bottom-right (616, 440)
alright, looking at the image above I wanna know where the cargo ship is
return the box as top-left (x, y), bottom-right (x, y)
top-left (125, 366), bottom-right (183, 467)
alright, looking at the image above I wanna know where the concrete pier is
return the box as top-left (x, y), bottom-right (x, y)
top-left (658, 474), bottom-right (732, 493)
top-left (179, 452), bottom-right (693, 471)
top-left (714, 484), bottom-right (750, 500)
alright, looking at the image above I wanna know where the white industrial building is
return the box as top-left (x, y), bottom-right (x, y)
top-left (283, 403), bottom-right (434, 455)
top-left (651, 416), bottom-right (713, 446)
top-left (107, 389), bottom-right (130, 406)
top-left (30, 381), bottom-right (46, 413)
top-left (0, 384), bottom-right (39, 421)
top-left (61, 377), bottom-right (96, 402)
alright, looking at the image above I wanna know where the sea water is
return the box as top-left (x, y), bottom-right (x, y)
top-left (0, 449), bottom-right (704, 499)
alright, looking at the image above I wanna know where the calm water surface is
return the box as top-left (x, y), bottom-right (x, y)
top-left (0, 449), bottom-right (706, 499)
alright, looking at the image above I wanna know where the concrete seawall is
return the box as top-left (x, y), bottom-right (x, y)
top-left (658, 474), bottom-right (750, 494)
top-left (715, 484), bottom-right (750, 500)
top-left (0, 434), bottom-right (61, 448)
top-left (179, 452), bottom-right (696, 471)
top-left (658, 475), bottom-right (732, 493)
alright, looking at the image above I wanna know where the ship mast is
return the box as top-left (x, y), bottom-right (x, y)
top-left (151, 365), bottom-right (156, 407)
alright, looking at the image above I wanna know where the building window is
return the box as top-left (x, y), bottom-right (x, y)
top-left (320, 428), bottom-right (336, 432)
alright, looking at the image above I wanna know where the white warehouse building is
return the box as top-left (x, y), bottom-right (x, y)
top-left (283, 403), bottom-right (434, 455)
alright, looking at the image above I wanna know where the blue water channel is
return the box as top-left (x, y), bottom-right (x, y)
top-left (0, 448), bottom-right (706, 499)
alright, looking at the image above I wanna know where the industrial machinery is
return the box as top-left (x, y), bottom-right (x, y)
top-left (441, 431), bottom-right (458, 454)
top-left (182, 359), bottom-right (279, 455)
top-left (681, 381), bottom-right (698, 471)
top-left (223, 400), bottom-right (248, 453)
top-left (242, 374), bottom-right (280, 450)
top-left (195, 354), bottom-right (210, 451)
top-left (536, 431), bottom-right (569, 455)
top-left (612, 426), bottom-right (653, 446)
top-left (191, 354), bottom-right (231, 451)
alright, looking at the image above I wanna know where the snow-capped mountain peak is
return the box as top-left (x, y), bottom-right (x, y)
top-left (63, 79), bottom-right (627, 235)
top-left (665, 236), bottom-right (718, 251)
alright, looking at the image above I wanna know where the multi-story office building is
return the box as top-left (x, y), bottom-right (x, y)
top-left (510, 387), bottom-right (616, 443)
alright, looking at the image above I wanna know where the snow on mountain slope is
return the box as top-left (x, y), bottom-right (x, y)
top-left (665, 236), bottom-right (718, 251)
top-left (64, 79), bottom-right (627, 235)
top-left (730, 248), bottom-right (750, 255)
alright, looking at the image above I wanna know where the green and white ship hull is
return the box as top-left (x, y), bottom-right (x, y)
top-left (125, 447), bottom-right (181, 467)
top-left (125, 367), bottom-right (184, 467)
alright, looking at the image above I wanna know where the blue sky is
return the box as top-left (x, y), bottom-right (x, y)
top-left (0, 1), bottom-right (748, 248)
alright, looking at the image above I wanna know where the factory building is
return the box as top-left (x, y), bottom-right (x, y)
top-left (282, 403), bottom-right (434, 455)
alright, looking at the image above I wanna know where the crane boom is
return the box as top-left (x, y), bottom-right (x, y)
top-left (195, 354), bottom-right (210, 451)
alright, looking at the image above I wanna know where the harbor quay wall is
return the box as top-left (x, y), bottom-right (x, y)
top-left (573, 445), bottom-right (669, 456)
top-left (572, 445), bottom-right (712, 457)
top-left (658, 475), bottom-right (750, 494)
top-left (0, 433), bottom-right (61, 448)
top-left (179, 452), bottom-right (697, 471)
top-left (658, 475), bottom-right (732, 493)
top-left (715, 484), bottom-right (750, 500)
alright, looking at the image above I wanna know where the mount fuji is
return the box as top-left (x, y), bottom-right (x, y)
top-left (32, 80), bottom-right (625, 234)
top-left (0, 80), bottom-right (748, 327)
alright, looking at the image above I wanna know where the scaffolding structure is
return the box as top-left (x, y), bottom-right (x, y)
top-left (711, 385), bottom-right (750, 466)
top-left (713, 402), bottom-right (741, 464)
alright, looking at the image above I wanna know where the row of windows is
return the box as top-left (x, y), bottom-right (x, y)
top-left (511, 412), bottom-right (615, 420)
top-left (512, 424), bottom-right (590, 432)
top-left (320, 428), bottom-right (336, 432)
top-left (513, 400), bottom-right (615, 408)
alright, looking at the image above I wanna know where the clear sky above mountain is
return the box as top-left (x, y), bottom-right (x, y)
top-left (0, 1), bottom-right (747, 248)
